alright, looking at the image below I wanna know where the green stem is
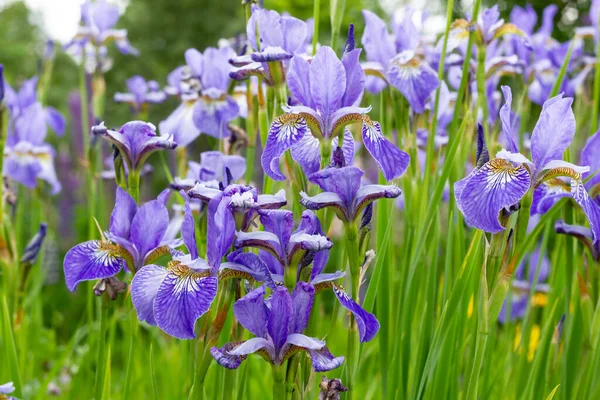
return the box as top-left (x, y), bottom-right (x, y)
top-left (312, 0), bottom-right (320, 55)
top-left (285, 354), bottom-right (300, 398)
top-left (320, 139), bottom-right (332, 170)
top-left (344, 222), bottom-right (361, 399)
top-left (94, 299), bottom-right (109, 400)
top-left (128, 171), bottom-right (140, 204)
top-left (272, 364), bottom-right (287, 400)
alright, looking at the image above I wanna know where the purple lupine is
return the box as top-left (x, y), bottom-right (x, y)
top-left (229, 5), bottom-right (308, 85)
top-left (131, 192), bottom-right (233, 339)
top-left (234, 209), bottom-right (380, 342)
top-left (114, 75), bottom-right (167, 111)
top-left (455, 86), bottom-right (600, 242)
top-left (64, 0), bottom-right (138, 57)
top-left (171, 151), bottom-right (246, 191)
top-left (262, 43), bottom-right (409, 181)
top-left (160, 46), bottom-right (239, 146)
top-left (92, 121), bottom-right (177, 174)
top-left (300, 166), bottom-right (401, 223)
top-left (211, 284), bottom-right (344, 372)
top-left (498, 248), bottom-right (550, 323)
top-left (63, 188), bottom-right (182, 291)
top-left (361, 10), bottom-right (439, 113)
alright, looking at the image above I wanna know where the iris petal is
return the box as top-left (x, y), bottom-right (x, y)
top-left (261, 114), bottom-right (308, 181)
top-left (63, 240), bottom-right (125, 292)
top-left (362, 118), bottom-right (410, 180)
top-left (333, 285), bottom-right (380, 342)
top-left (131, 264), bottom-right (167, 325)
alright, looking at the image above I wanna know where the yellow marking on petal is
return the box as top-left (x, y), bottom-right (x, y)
top-left (314, 281), bottom-right (334, 294)
top-left (539, 168), bottom-right (582, 184)
top-left (167, 261), bottom-right (210, 280)
top-left (331, 113), bottom-right (364, 134)
top-left (144, 245), bottom-right (174, 264)
top-left (280, 345), bottom-right (303, 363)
top-left (218, 268), bottom-right (255, 282)
top-left (492, 23), bottom-right (526, 41)
top-left (528, 324), bottom-right (541, 362)
top-left (467, 295), bottom-right (474, 319)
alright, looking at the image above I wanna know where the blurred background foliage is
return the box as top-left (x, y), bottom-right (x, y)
top-left (0, 0), bottom-right (595, 127)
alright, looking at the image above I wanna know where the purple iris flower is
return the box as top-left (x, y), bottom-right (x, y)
top-left (361, 10), bottom-right (439, 113)
top-left (63, 188), bottom-right (183, 292)
top-left (92, 121), bottom-right (177, 174)
top-left (172, 151), bottom-right (246, 191)
top-left (211, 284), bottom-right (344, 372)
top-left (114, 75), bottom-right (167, 111)
top-left (64, 0), bottom-right (138, 57)
top-left (555, 220), bottom-right (600, 262)
top-left (263, 44), bottom-right (409, 181)
top-left (581, 130), bottom-right (600, 196)
top-left (300, 166), bottom-right (401, 223)
top-left (233, 209), bottom-right (380, 342)
top-left (455, 86), bottom-right (600, 242)
top-left (188, 183), bottom-right (286, 231)
top-left (229, 5), bottom-right (308, 85)
top-left (131, 192), bottom-right (236, 339)
top-left (498, 248), bottom-right (550, 323)
top-left (160, 46), bottom-right (239, 146)
top-left (0, 382), bottom-right (16, 400)
top-left (164, 66), bottom-right (185, 96)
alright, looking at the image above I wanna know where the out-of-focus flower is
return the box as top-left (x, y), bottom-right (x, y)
top-left (21, 223), bottom-right (47, 265)
top-left (362, 9), bottom-right (439, 113)
top-left (263, 43), bottom-right (409, 181)
top-left (211, 284), bottom-right (344, 371)
top-left (64, 0), bottom-right (138, 60)
top-left (555, 220), bottom-right (600, 261)
top-left (63, 188), bottom-right (183, 291)
top-left (319, 376), bottom-right (349, 400)
top-left (300, 165), bottom-right (401, 223)
top-left (499, 248), bottom-right (550, 323)
top-left (0, 382), bottom-right (17, 400)
top-left (455, 87), bottom-right (600, 241)
top-left (160, 46), bottom-right (239, 147)
top-left (171, 151), bottom-right (246, 191)
top-left (92, 121), bottom-right (177, 173)
top-left (114, 75), bottom-right (167, 111)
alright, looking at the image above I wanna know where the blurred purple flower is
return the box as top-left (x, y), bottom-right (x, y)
top-left (172, 151), bottom-right (246, 191)
top-left (114, 75), bottom-right (167, 111)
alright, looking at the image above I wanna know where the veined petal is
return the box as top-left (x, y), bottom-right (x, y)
top-left (571, 179), bottom-right (600, 243)
top-left (530, 93), bottom-right (576, 172)
top-left (386, 51), bottom-right (439, 114)
top-left (259, 210), bottom-right (294, 255)
top-left (233, 286), bottom-right (269, 337)
top-left (341, 48), bottom-right (365, 107)
top-left (267, 286), bottom-right (293, 355)
top-left (331, 129), bottom-right (356, 166)
top-left (109, 187), bottom-right (138, 239)
top-left (532, 178), bottom-right (571, 215)
top-left (290, 131), bottom-right (321, 177)
top-left (308, 166), bottom-right (363, 207)
top-left (221, 251), bottom-right (276, 288)
top-left (362, 117), bottom-right (410, 180)
top-left (154, 267), bottom-right (218, 339)
top-left (499, 86), bottom-right (519, 153)
top-left (130, 199), bottom-right (170, 260)
top-left (310, 46), bottom-right (346, 122)
top-left (207, 195), bottom-right (235, 268)
top-left (291, 282), bottom-right (315, 333)
top-left (63, 240), bottom-right (125, 291)
top-left (261, 114), bottom-right (308, 181)
top-left (458, 159), bottom-right (531, 232)
top-left (307, 346), bottom-right (344, 372)
top-left (131, 264), bottom-right (167, 325)
top-left (333, 285), bottom-right (380, 342)
top-left (353, 184), bottom-right (401, 220)
top-left (299, 191), bottom-right (347, 220)
top-left (211, 342), bottom-right (247, 369)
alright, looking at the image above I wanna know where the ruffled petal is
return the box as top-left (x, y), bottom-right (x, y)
top-left (63, 240), bottom-right (124, 291)
top-left (333, 285), bottom-right (380, 342)
top-left (131, 264), bottom-right (167, 325)
top-left (261, 114), bottom-right (308, 181)
top-left (458, 159), bottom-right (531, 232)
top-left (154, 269), bottom-right (218, 339)
top-left (362, 118), bottom-right (410, 180)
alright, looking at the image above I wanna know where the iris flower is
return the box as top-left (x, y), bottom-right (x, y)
top-left (114, 75), bottom-right (167, 112)
top-left (361, 10), bottom-right (439, 113)
top-left (229, 5), bottom-right (308, 85)
top-left (64, 0), bottom-right (138, 58)
top-left (131, 192), bottom-right (234, 339)
top-left (211, 284), bottom-right (344, 372)
top-left (300, 166), bottom-right (401, 223)
top-left (92, 121), bottom-right (177, 175)
top-left (0, 382), bottom-right (16, 400)
top-left (555, 220), bottom-right (600, 262)
top-left (172, 151), bottom-right (246, 191)
top-left (455, 86), bottom-right (600, 242)
top-left (263, 44), bottom-right (409, 181)
top-left (63, 188), bottom-right (182, 291)
top-left (234, 209), bottom-right (380, 342)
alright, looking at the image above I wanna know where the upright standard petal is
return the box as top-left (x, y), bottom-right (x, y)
top-left (362, 118), bottom-right (410, 180)
top-left (581, 130), bottom-right (600, 191)
top-left (233, 286), bottom-right (269, 337)
top-left (109, 187), bottom-right (138, 239)
top-left (207, 195), bottom-right (235, 268)
top-left (340, 48), bottom-right (365, 107)
top-left (361, 10), bottom-right (395, 66)
top-left (458, 159), bottom-right (531, 232)
top-left (530, 94), bottom-right (576, 171)
top-left (291, 282), bottom-right (315, 333)
top-left (259, 210), bottom-right (294, 257)
top-left (333, 285), bottom-right (380, 342)
top-left (131, 264), bottom-right (168, 325)
top-left (309, 166), bottom-right (363, 208)
top-left (287, 56), bottom-right (312, 107)
top-left (154, 268), bottom-right (218, 339)
top-left (499, 86), bottom-right (519, 153)
top-left (261, 114), bottom-right (307, 181)
top-left (181, 192), bottom-right (198, 259)
top-left (130, 199), bottom-right (170, 261)
top-left (63, 241), bottom-right (124, 291)
top-left (267, 286), bottom-right (293, 354)
top-left (309, 47), bottom-right (346, 120)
